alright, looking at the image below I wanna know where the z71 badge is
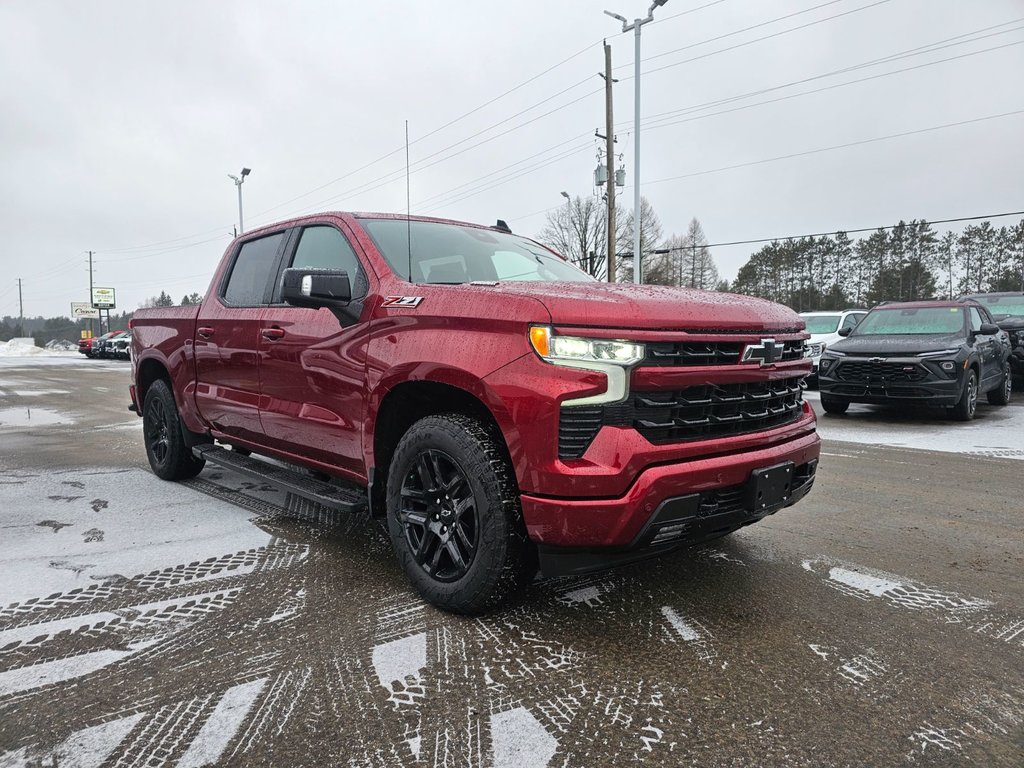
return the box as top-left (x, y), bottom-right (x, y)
top-left (381, 296), bottom-right (424, 308)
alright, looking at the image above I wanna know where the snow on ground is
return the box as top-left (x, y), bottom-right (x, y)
top-left (0, 467), bottom-right (271, 606)
top-left (0, 337), bottom-right (79, 358)
top-left (806, 390), bottom-right (1024, 459)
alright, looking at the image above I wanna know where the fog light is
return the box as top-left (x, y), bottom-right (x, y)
top-left (820, 359), bottom-right (832, 370)
top-left (940, 361), bottom-right (955, 371)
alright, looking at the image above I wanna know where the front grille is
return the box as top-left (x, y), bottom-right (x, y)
top-left (558, 377), bottom-right (805, 457)
top-left (558, 407), bottom-right (604, 459)
top-left (628, 377), bottom-right (804, 443)
top-left (836, 360), bottom-right (929, 382)
top-left (643, 338), bottom-right (806, 367)
top-left (644, 341), bottom-right (742, 366)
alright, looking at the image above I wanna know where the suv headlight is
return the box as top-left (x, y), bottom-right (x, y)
top-left (529, 325), bottom-right (644, 406)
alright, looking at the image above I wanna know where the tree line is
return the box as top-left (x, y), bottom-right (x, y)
top-left (729, 218), bottom-right (1024, 310)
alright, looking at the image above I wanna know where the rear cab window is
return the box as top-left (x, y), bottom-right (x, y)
top-left (222, 232), bottom-right (287, 306)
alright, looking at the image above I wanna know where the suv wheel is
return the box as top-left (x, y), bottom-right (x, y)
top-left (820, 396), bottom-right (849, 415)
top-left (987, 365), bottom-right (1012, 406)
top-left (385, 414), bottom-right (535, 614)
top-left (143, 380), bottom-right (206, 480)
top-left (950, 370), bottom-right (978, 421)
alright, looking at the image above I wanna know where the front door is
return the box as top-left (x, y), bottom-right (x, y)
top-left (194, 231), bottom-right (287, 443)
top-left (257, 223), bottom-right (372, 479)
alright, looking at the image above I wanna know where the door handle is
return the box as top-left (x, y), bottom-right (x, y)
top-left (261, 327), bottom-right (286, 341)
top-left (197, 326), bottom-right (215, 339)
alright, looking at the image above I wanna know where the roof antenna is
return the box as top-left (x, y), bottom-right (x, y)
top-left (405, 119), bottom-right (413, 283)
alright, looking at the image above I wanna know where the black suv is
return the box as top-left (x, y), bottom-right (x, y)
top-left (959, 292), bottom-right (1024, 378)
top-left (818, 300), bottom-right (1011, 420)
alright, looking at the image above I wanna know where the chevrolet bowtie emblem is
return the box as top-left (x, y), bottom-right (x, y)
top-left (742, 338), bottom-right (779, 366)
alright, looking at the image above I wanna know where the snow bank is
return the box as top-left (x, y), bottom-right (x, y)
top-left (0, 338), bottom-right (78, 358)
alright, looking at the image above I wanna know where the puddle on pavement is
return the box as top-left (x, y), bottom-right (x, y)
top-left (0, 407), bottom-right (71, 428)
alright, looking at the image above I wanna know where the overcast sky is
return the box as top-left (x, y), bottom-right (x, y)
top-left (1, 0), bottom-right (1022, 319)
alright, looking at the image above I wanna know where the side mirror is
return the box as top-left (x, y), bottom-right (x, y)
top-left (837, 327), bottom-right (852, 337)
top-left (978, 323), bottom-right (1000, 336)
top-left (281, 268), bottom-right (351, 308)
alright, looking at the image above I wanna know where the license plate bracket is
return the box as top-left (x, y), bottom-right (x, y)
top-left (745, 461), bottom-right (796, 513)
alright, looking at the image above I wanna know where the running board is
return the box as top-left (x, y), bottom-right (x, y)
top-left (192, 445), bottom-right (367, 512)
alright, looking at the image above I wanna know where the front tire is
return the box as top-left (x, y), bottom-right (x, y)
top-left (821, 395), bottom-right (849, 415)
top-left (143, 379), bottom-right (206, 480)
top-left (950, 370), bottom-right (978, 421)
top-left (987, 365), bottom-right (1012, 406)
top-left (385, 414), bottom-right (535, 614)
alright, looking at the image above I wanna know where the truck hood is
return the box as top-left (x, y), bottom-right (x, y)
top-left (481, 281), bottom-right (802, 332)
top-left (830, 333), bottom-right (963, 356)
top-left (993, 315), bottom-right (1024, 331)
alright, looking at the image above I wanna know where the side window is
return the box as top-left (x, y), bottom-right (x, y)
top-left (222, 233), bottom-right (285, 306)
top-left (969, 307), bottom-right (984, 332)
top-left (841, 313), bottom-right (860, 329)
top-left (286, 226), bottom-right (367, 298)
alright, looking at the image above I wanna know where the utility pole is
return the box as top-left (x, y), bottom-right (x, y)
top-left (88, 250), bottom-right (96, 337)
top-left (603, 40), bottom-right (616, 283)
top-left (17, 279), bottom-right (23, 336)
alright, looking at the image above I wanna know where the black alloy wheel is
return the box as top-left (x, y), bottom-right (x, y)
top-left (951, 369), bottom-right (978, 421)
top-left (142, 379), bottom-right (206, 480)
top-left (399, 449), bottom-right (478, 582)
top-left (385, 413), bottom-right (536, 614)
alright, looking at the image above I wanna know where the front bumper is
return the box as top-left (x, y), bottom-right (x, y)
top-left (521, 428), bottom-right (819, 557)
top-left (819, 366), bottom-right (964, 406)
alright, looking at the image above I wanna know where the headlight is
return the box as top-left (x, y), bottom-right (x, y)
top-left (917, 348), bottom-right (961, 358)
top-left (529, 326), bottom-right (644, 365)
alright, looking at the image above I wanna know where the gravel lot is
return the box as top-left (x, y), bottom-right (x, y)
top-left (1, 357), bottom-right (1021, 766)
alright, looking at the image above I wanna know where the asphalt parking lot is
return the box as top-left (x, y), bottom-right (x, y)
top-left (1, 358), bottom-right (1021, 766)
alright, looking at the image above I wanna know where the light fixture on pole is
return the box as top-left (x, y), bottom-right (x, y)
top-left (605, 0), bottom-right (669, 284)
top-left (227, 167), bottom-right (251, 234)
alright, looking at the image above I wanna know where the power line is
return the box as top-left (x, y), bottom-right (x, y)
top-left (642, 109), bottom-right (1024, 188)
top-left (702, 210), bottom-right (1024, 250)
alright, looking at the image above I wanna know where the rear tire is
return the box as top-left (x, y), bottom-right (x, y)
top-left (143, 379), bottom-right (206, 480)
top-left (385, 414), bottom-right (535, 614)
top-left (820, 396), bottom-right (849, 415)
top-left (950, 370), bottom-right (978, 421)
top-left (987, 365), bottom-right (1012, 406)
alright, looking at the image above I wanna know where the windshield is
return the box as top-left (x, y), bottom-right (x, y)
top-left (969, 295), bottom-right (1024, 318)
top-left (802, 315), bottom-right (841, 334)
top-left (359, 218), bottom-right (595, 284)
top-left (854, 307), bottom-right (965, 335)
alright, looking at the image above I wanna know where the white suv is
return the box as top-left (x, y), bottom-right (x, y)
top-left (799, 309), bottom-right (868, 382)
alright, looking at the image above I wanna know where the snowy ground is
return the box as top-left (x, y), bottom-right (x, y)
top-left (0, 357), bottom-right (1021, 766)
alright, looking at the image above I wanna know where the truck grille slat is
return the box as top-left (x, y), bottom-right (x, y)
top-left (558, 376), bottom-right (806, 457)
top-left (643, 339), bottom-right (806, 367)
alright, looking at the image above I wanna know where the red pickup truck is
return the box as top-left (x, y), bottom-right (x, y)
top-left (130, 212), bottom-right (819, 612)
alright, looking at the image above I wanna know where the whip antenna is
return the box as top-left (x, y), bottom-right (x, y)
top-left (405, 120), bottom-right (412, 282)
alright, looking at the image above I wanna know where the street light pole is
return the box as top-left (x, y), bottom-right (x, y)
top-left (227, 167), bottom-right (251, 234)
top-left (605, 0), bottom-right (669, 284)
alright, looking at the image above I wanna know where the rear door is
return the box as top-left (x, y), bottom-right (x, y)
top-left (193, 230), bottom-right (288, 443)
top-left (257, 222), bottom-right (372, 478)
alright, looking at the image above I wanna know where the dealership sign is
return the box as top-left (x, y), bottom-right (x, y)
top-left (91, 287), bottom-right (116, 309)
top-left (71, 301), bottom-right (100, 319)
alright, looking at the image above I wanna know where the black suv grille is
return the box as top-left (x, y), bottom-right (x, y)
top-left (642, 339), bottom-right (805, 366)
top-left (558, 376), bottom-right (805, 458)
top-left (836, 360), bottom-right (929, 382)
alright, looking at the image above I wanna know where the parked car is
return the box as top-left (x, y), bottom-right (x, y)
top-left (93, 330), bottom-right (130, 359)
top-left (78, 331), bottom-right (118, 358)
top-left (959, 292), bottom-right (1024, 379)
top-left (130, 212), bottom-right (820, 613)
top-left (107, 331), bottom-right (132, 360)
top-left (798, 309), bottom-right (868, 384)
top-left (818, 299), bottom-right (1011, 420)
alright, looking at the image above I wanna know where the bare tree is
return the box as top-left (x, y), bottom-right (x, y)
top-left (538, 195), bottom-right (608, 279)
top-left (616, 196), bottom-right (664, 283)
